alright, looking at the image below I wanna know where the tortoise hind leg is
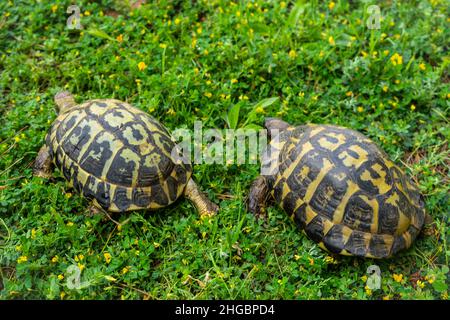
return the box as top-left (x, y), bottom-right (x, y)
top-left (33, 145), bottom-right (53, 179)
top-left (184, 179), bottom-right (218, 218)
top-left (248, 175), bottom-right (270, 220)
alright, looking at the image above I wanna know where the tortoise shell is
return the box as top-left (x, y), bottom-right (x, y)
top-left (46, 99), bottom-right (191, 212)
top-left (266, 124), bottom-right (425, 258)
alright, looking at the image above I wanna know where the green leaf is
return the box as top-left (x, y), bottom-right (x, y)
top-left (252, 97), bottom-right (279, 110)
top-left (227, 103), bottom-right (241, 129)
top-left (86, 28), bottom-right (116, 42)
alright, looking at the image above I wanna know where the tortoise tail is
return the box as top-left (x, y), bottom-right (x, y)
top-left (294, 205), bottom-right (425, 259)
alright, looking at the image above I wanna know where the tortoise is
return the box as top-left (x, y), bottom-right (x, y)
top-left (248, 118), bottom-right (426, 258)
top-left (33, 91), bottom-right (218, 217)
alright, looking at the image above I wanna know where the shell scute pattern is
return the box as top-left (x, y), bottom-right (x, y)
top-left (46, 99), bottom-right (191, 212)
top-left (272, 124), bottom-right (425, 258)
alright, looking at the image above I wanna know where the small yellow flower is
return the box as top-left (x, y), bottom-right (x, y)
top-left (104, 252), bottom-right (112, 264)
top-left (395, 79), bottom-right (400, 84)
top-left (239, 95), bottom-right (249, 100)
top-left (203, 49), bottom-right (209, 55)
top-left (308, 258), bottom-right (314, 266)
top-left (255, 106), bottom-right (265, 114)
top-left (137, 61), bottom-right (147, 71)
top-left (65, 193), bottom-right (72, 199)
top-left (393, 273), bottom-right (403, 283)
top-left (84, 11), bottom-right (90, 16)
top-left (15, 245), bottom-right (22, 252)
top-left (328, 1), bottom-right (335, 10)
top-left (442, 292), bottom-right (448, 300)
top-left (361, 275), bottom-right (368, 282)
top-left (204, 92), bottom-right (213, 98)
top-left (382, 85), bottom-right (388, 92)
top-left (58, 274), bottom-right (64, 280)
top-left (416, 280), bottom-right (425, 288)
top-left (383, 50), bottom-right (389, 56)
top-left (116, 34), bottom-right (123, 42)
top-left (174, 18), bottom-right (181, 25)
top-left (280, 2), bottom-right (287, 8)
top-left (51, 256), bottom-right (59, 263)
top-left (78, 263), bottom-right (85, 272)
top-left (115, 55), bottom-right (121, 61)
top-left (31, 228), bottom-right (36, 239)
top-left (78, 254), bottom-right (84, 261)
top-left (14, 136), bottom-right (21, 143)
top-left (66, 221), bottom-right (74, 227)
top-left (231, 79), bottom-right (238, 84)
top-left (159, 43), bottom-right (167, 49)
top-left (36, 96), bottom-right (41, 102)
top-left (365, 286), bottom-right (372, 296)
top-left (236, 11), bottom-right (241, 17)
top-left (419, 63), bottom-right (426, 71)
top-left (17, 256), bottom-right (28, 264)
top-left (122, 266), bottom-right (131, 274)
top-left (410, 104), bottom-right (416, 111)
top-left (383, 295), bottom-right (390, 300)
top-left (51, 5), bottom-right (58, 13)
top-left (196, 27), bottom-right (202, 34)
top-left (324, 256), bottom-right (336, 264)
top-left (346, 91), bottom-right (353, 97)
top-left (328, 36), bottom-right (335, 46)
top-left (288, 50), bottom-right (297, 59)
top-left (60, 292), bottom-right (66, 299)
top-left (294, 254), bottom-right (301, 261)
top-left (390, 53), bottom-right (403, 66)
top-left (298, 92), bottom-right (305, 98)
top-left (153, 242), bottom-right (161, 248)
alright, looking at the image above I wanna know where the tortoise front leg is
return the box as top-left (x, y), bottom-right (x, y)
top-left (184, 179), bottom-right (219, 217)
top-left (248, 175), bottom-right (271, 220)
top-left (33, 145), bottom-right (53, 178)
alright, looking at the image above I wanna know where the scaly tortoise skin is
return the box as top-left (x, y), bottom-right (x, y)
top-left (33, 91), bottom-right (218, 216)
top-left (249, 118), bottom-right (426, 259)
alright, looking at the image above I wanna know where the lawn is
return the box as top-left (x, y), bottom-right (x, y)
top-left (0, 0), bottom-right (448, 300)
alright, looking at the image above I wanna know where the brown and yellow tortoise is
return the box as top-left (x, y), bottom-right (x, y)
top-left (34, 91), bottom-right (218, 217)
top-left (249, 118), bottom-right (426, 259)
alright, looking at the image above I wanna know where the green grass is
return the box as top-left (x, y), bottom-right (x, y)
top-left (0, 0), bottom-right (449, 300)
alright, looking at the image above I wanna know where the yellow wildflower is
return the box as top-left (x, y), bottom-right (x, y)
top-left (174, 18), bottom-right (181, 25)
top-left (51, 256), bottom-right (59, 263)
top-left (361, 275), bottom-right (368, 282)
top-left (383, 50), bottom-right (389, 56)
top-left (78, 263), bottom-right (85, 272)
top-left (416, 280), bottom-right (425, 288)
top-left (395, 79), bottom-right (400, 84)
top-left (346, 91), bottom-right (353, 97)
top-left (289, 50), bottom-right (297, 59)
top-left (255, 106), bottom-right (265, 114)
top-left (328, 1), bottom-right (335, 10)
top-left (410, 104), bottom-right (416, 111)
top-left (309, 258), bottom-right (314, 266)
top-left (365, 286), bottom-right (372, 296)
top-left (196, 27), bottom-right (202, 34)
top-left (357, 106), bottom-right (364, 113)
top-left (159, 43), bottom-right (167, 49)
top-left (294, 255), bottom-right (301, 261)
top-left (153, 242), bottom-right (161, 248)
top-left (137, 61), bottom-right (147, 71)
top-left (60, 292), bottom-right (66, 299)
top-left (390, 53), bottom-right (403, 65)
top-left (51, 5), bottom-right (58, 13)
top-left (104, 252), bottom-right (112, 264)
top-left (78, 254), bottom-right (84, 261)
top-left (58, 274), bottom-right (64, 280)
top-left (298, 92), bottom-right (305, 98)
top-left (280, 2), bottom-right (287, 8)
top-left (383, 295), bottom-right (390, 300)
top-left (383, 85), bottom-right (388, 92)
top-left (66, 221), bottom-right (74, 227)
top-left (204, 92), bottom-right (213, 98)
top-left (17, 256), bottom-right (28, 264)
top-left (231, 79), bottom-right (238, 84)
top-left (419, 63), bottom-right (426, 71)
top-left (328, 36), bottom-right (335, 46)
top-left (393, 273), bottom-right (403, 283)
top-left (84, 11), bottom-right (90, 16)
top-left (116, 34), bottom-right (123, 42)
top-left (36, 96), bottom-right (41, 102)
top-left (31, 228), bottom-right (36, 239)
top-left (122, 266), bottom-right (131, 274)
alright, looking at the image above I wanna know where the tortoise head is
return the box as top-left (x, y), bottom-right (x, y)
top-left (54, 91), bottom-right (76, 113)
top-left (264, 118), bottom-right (292, 139)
